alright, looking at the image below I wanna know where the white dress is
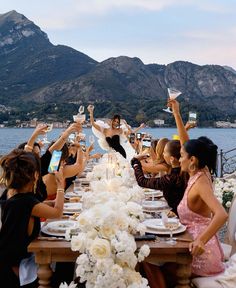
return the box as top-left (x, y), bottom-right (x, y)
top-left (91, 120), bottom-right (136, 161)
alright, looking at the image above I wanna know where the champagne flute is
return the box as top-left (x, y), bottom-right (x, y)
top-left (89, 135), bottom-right (95, 144)
top-left (163, 88), bottom-right (182, 113)
top-left (42, 123), bottom-right (53, 144)
top-left (161, 211), bottom-right (179, 245)
top-left (78, 105), bottom-right (84, 115)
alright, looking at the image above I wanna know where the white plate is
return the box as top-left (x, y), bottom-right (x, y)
top-left (142, 200), bottom-right (169, 211)
top-left (144, 190), bottom-right (163, 198)
top-left (64, 191), bottom-right (84, 199)
top-left (145, 224), bottom-right (186, 235)
top-left (41, 220), bottom-right (77, 237)
top-left (79, 178), bottom-right (90, 185)
top-left (63, 202), bottom-right (82, 214)
top-left (143, 218), bottom-right (180, 231)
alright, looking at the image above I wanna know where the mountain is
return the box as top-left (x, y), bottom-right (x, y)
top-left (0, 10), bottom-right (97, 104)
top-left (0, 10), bottom-right (236, 126)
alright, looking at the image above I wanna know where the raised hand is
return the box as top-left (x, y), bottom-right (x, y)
top-left (87, 104), bottom-right (94, 114)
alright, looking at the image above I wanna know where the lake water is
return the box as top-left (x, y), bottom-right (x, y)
top-left (0, 127), bottom-right (235, 156)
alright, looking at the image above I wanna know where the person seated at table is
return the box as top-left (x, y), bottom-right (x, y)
top-left (131, 139), bottom-right (188, 215)
top-left (0, 149), bottom-right (65, 287)
top-left (43, 142), bottom-right (86, 200)
top-left (169, 99), bottom-right (228, 277)
top-left (23, 122), bottom-right (86, 201)
top-left (140, 138), bottom-right (170, 177)
top-left (88, 105), bottom-right (127, 158)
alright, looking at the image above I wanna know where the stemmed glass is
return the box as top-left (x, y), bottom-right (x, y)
top-left (163, 88), bottom-right (182, 113)
top-left (42, 123), bottom-right (53, 144)
top-left (89, 135), bottom-right (95, 144)
top-left (161, 211), bottom-right (179, 245)
top-left (73, 105), bottom-right (86, 123)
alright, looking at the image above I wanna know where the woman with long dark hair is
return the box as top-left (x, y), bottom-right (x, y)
top-left (170, 99), bottom-right (228, 277)
top-left (88, 105), bottom-right (127, 158)
top-left (0, 149), bottom-right (65, 287)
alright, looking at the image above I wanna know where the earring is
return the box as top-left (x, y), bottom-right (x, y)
top-left (33, 181), bottom-right (37, 194)
top-left (189, 163), bottom-right (196, 172)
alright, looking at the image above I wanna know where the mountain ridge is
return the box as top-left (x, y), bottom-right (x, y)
top-left (0, 10), bottom-right (236, 126)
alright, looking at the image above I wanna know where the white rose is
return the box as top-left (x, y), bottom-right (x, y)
top-left (226, 201), bottom-right (232, 208)
top-left (115, 215), bottom-right (129, 230)
top-left (100, 225), bottom-right (116, 239)
top-left (89, 238), bottom-right (111, 259)
top-left (71, 233), bottom-right (87, 252)
top-left (136, 223), bottom-right (147, 236)
top-left (126, 202), bottom-right (143, 217)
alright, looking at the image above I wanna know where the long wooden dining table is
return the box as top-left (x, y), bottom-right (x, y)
top-left (28, 230), bottom-right (193, 288)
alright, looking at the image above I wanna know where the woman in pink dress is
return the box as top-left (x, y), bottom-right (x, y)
top-left (169, 99), bottom-right (228, 276)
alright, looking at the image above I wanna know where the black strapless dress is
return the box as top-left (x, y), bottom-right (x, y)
top-left (105, 135), bottom-right (126, 158)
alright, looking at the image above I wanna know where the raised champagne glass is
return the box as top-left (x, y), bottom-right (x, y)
top-left (163, 88), bottom-right (182, 113)
top-left (42, 123), bottom-right (53, 144)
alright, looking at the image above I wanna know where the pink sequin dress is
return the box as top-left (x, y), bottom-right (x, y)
top-left (177, 171), bottom-right (225, 276)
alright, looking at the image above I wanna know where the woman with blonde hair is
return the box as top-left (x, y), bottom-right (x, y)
top-left (141, 137), bottom-right (170, 176)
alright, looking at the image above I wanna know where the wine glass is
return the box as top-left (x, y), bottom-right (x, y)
top-left (89, 135), bottom-right (95, 144)
top-left (163, 88), bottom-right (182, 113)
top-left (68, 133), bottom-right (76, 144)
top-left (161, 211), bottom-right (179, 245)
top-left (42, 123), bottom-right (53, 144)
top-left (73, 105), bottom-right (86, 123)
top-left (78, 105), bottom-right (84, 114)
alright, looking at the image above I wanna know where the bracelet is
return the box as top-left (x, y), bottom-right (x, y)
top-left (24, 144), bottom-right (33, 151)
top-left (57, 188), bottom-right (65, 194)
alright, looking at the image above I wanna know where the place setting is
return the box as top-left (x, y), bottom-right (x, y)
top-left (142, 211), bottom-right (187, 245)
top-left (41, 220), bottom-right (78, 238)
top-left (143, 188), bottom-right (163, 199)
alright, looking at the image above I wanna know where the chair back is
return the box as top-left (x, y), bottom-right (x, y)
top-left (227, 194), bottom-right (236, 255)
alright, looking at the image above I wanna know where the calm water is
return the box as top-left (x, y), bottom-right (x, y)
top-left (0, 127), bottom-right (235, 156)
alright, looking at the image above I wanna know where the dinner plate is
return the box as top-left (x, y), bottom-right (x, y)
top-left (143, 218), bottom-right (180, 231)
top-left (64, 191), bottom-right (84, 199)
top-left (41, 220), bottom-right (77, 237)
top-left (142, 200), bottom-right (169, 211)
top-left (63, 202), bottom-right (82, 214)
top-left (145, 224), bottom-right (186, 235)
top-left (79, 178), bottom-right (90, 185)
top-left (144, 190), bottom-right (163, 198)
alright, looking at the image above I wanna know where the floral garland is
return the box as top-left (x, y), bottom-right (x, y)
top-left (68, 152), bottom-right (150, 288)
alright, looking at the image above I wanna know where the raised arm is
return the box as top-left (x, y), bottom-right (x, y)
top-left (63, 146), bottom-right (86, 178)
top-left (169, 99), bottom-right (189, 145)
top-left (24, 123), bottom-right (48, 152)
top-left (31, 166), bottom-right (65, 219)
top-left (48, 122), bottom-right (82, 153)
top-left (133, 123), bottom-right (145, 134)
top-left (87, 105), bottom-right (103, 133)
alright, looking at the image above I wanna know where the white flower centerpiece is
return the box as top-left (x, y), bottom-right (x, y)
top-left (70, 152), bottom-right (150, 287)
top-left (214, 175), bottom-right (236, 211)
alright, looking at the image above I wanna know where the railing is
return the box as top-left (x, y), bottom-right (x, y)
top-left (219, 147), bottom-right (236, 177)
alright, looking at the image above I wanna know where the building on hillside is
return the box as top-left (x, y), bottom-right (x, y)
top-left (154, 119), bottom-right (165, 126)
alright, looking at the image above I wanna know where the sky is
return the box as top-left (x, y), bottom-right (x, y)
top-left (1, 0), bottom-right (236, 69)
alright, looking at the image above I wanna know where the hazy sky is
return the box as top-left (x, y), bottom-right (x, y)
top-left (1, 0), bottom-right (236, 69)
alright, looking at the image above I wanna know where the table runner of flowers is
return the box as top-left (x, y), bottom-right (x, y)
top-left (67, 152), bottom-right (151, 288)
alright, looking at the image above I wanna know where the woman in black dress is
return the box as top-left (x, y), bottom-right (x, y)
top-left (88, 105), bottom-right (127, 158)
